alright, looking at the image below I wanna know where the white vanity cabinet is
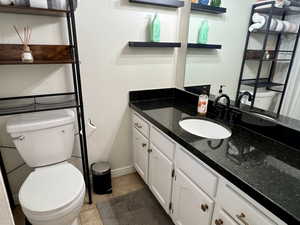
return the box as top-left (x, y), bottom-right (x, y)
top-left (148, 143), bottom-right (173, 213)
top-left (131, 111), bottom-right (288, 225)
top-left (172, 169), bottom-right (214, 225)
top-left (132, 127), bottom-right (149, 184)
top-left (212, 209), bottom-right (239, 225)
top-left (132, 113), bottom-right (150, 184)
top-left (148, 125), bottom-right (175, 213)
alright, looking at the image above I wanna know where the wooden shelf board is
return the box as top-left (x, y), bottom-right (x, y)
top-left (191, 3), bottom-right (226, 14)
top-left (0, 44), bottom-right (74, 64)
top-left (0, 5), bottom-right (69, 17)
top-left (129, 0), bottom-right (184, 8)
top-left (0, 60), bottom-right (74, 65)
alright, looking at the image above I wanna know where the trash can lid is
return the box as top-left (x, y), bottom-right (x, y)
top-left (92, 161), bottom-right (111, 175)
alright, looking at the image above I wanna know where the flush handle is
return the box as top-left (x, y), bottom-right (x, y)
top-left (236, 213), bottom-right (250, 225)
top-left (12, 135), bottom-right (25, 141)
top-left (134, 123), bottom-right (143, 129)
top-left (201, 204), bottom-right (209, 212)
top-left (215, 219), bottom-right (224, 225)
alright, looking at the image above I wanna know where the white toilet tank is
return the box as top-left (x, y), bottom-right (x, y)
top-left (6, 110), bottom-right (76, 168)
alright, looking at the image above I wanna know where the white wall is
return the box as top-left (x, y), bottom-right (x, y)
top-left (0, 170), bottom-right (15, 225)
top-left (0, 0), bottom-right (182, 202)
top-left (184, 0), bottom-right (254, 98)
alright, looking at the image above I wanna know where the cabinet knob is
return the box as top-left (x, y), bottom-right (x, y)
top-left (142, 143), bottom-right (147, 147)
top-left (134, 123), bottom-right (142, 129)
top-left (215, 219), bottom-right (224, 225)
top-left (201, 204), bottom-right (209, 212)
top-left (148, 149), bottom-right (153, 153)
top-left (236, 213), bottom-right (250, 225)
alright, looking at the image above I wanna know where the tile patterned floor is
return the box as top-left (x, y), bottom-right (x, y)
top-left (13, 172), bottom-right (145, 225)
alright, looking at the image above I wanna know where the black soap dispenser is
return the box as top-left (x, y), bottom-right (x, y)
top-left (218, 85), bottom-right (225, 96)
top-left (218, 85), bottom-right (226, 104)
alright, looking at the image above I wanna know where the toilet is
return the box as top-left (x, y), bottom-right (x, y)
top-left (241, 90), bottom-right (278, 111)
top-left (6, 110), bottom-right (85, 225)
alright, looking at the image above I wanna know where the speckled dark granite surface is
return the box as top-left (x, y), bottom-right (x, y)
top-left (130, 98), bottom-right (300, 225)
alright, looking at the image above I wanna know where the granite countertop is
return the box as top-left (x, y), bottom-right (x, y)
top-left (130, 98), bottom-right (300, 225)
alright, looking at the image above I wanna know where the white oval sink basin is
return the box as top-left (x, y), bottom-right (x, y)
top-left (179, 119), bottom-right (232, 139)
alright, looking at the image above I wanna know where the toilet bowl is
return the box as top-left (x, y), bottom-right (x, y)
top-left (241, 90), bottom-right (278, 111)
top-left (6, 110), bottom-right (85, 225)
top-left (20, 162), bottom-right (85, 225)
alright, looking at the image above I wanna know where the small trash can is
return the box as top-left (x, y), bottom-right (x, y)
top-left (91, 161), bottom-right (112, 194)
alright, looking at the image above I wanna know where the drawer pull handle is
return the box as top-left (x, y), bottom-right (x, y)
top-left (201, 204), bottom-right (209, 212)
top-left (142, 143), bottom-right (147, 147)
top-left (236, 213), bottom-right (250, 225)
top-left (215, 219), bottom-right (224, 225)
top-left (134, 123), bottom-right (143, 129)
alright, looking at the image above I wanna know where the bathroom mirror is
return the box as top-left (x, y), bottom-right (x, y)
top-left (183, 0), bottom-right (300, 121)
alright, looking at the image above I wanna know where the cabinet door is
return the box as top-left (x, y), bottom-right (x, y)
top-left (172, 169), bottom-right (214, 225)
top-left (148, 143), bottom-right (173, 213)
top-left (213, 209), bottom-right (239, 225)
top-left (133, 128), bottom-right (149, 184)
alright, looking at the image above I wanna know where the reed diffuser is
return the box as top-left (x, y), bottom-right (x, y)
top-left (13, 25), bottom-right (34, 63)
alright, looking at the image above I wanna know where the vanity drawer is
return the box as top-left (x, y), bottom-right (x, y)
top-left (132, 113), bottom-right (150, 138)
top-left (176, 148), bottom-right (218, 198)
top-left (219, 185), bottom-right (277, 225)
top-left (150, 126), bottom-right (175, 160)
top-left (213, 209), bottom-right (239, 225)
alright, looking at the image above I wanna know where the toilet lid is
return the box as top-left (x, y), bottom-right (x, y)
top-left (19, 163), bottom-right (85, 213)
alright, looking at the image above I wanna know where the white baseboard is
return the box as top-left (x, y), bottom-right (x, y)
top-left (111, 165), bottom-right (136, 177)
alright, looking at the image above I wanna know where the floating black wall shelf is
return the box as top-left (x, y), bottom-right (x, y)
top-left (129, 0), bottom-right (184, 8)
top-left (187, 43), bottom-right (222, 49)
top-left (191, 3), bottom-right (226, 14)
top-left (129, 41), bottom-right (181, 48)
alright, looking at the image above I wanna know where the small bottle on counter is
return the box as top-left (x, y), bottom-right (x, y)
top-left (198, 94), bottom-right (208, 116)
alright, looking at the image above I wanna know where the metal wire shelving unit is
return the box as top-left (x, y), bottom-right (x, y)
top-left (235, 1), bottom-right (300, 118)
top-left (0, 0), bottom-right (93, 211)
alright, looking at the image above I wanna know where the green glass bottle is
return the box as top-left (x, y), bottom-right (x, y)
top-left (198, 20), bottom-right (209, 44)
top-left (151, 14), bottom-right (160, 42)
top-left (211, 0), bottom-right (221, 7)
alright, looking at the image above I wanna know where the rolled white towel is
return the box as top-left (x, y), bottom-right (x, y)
top-left (249, 13), bottom-right (277, 32)
top-left (249, 13), bottom-right (266, 32)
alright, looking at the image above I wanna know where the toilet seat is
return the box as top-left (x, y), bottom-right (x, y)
top-left (19, 162), bottom-right (85, 216)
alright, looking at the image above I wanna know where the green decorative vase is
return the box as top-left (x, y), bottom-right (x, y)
top-left (198, 20), bottom-right (209, 44)
top-left (211, 0), bottom-right (221, 7)
top-left (150, 14), bottom-right (160, 42)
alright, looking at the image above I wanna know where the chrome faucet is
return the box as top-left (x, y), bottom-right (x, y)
top-left (236, 91), bottom-right (253, 108)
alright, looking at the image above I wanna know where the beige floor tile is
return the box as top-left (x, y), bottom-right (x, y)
top-left (80, 207), bottom-right (102, 225)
